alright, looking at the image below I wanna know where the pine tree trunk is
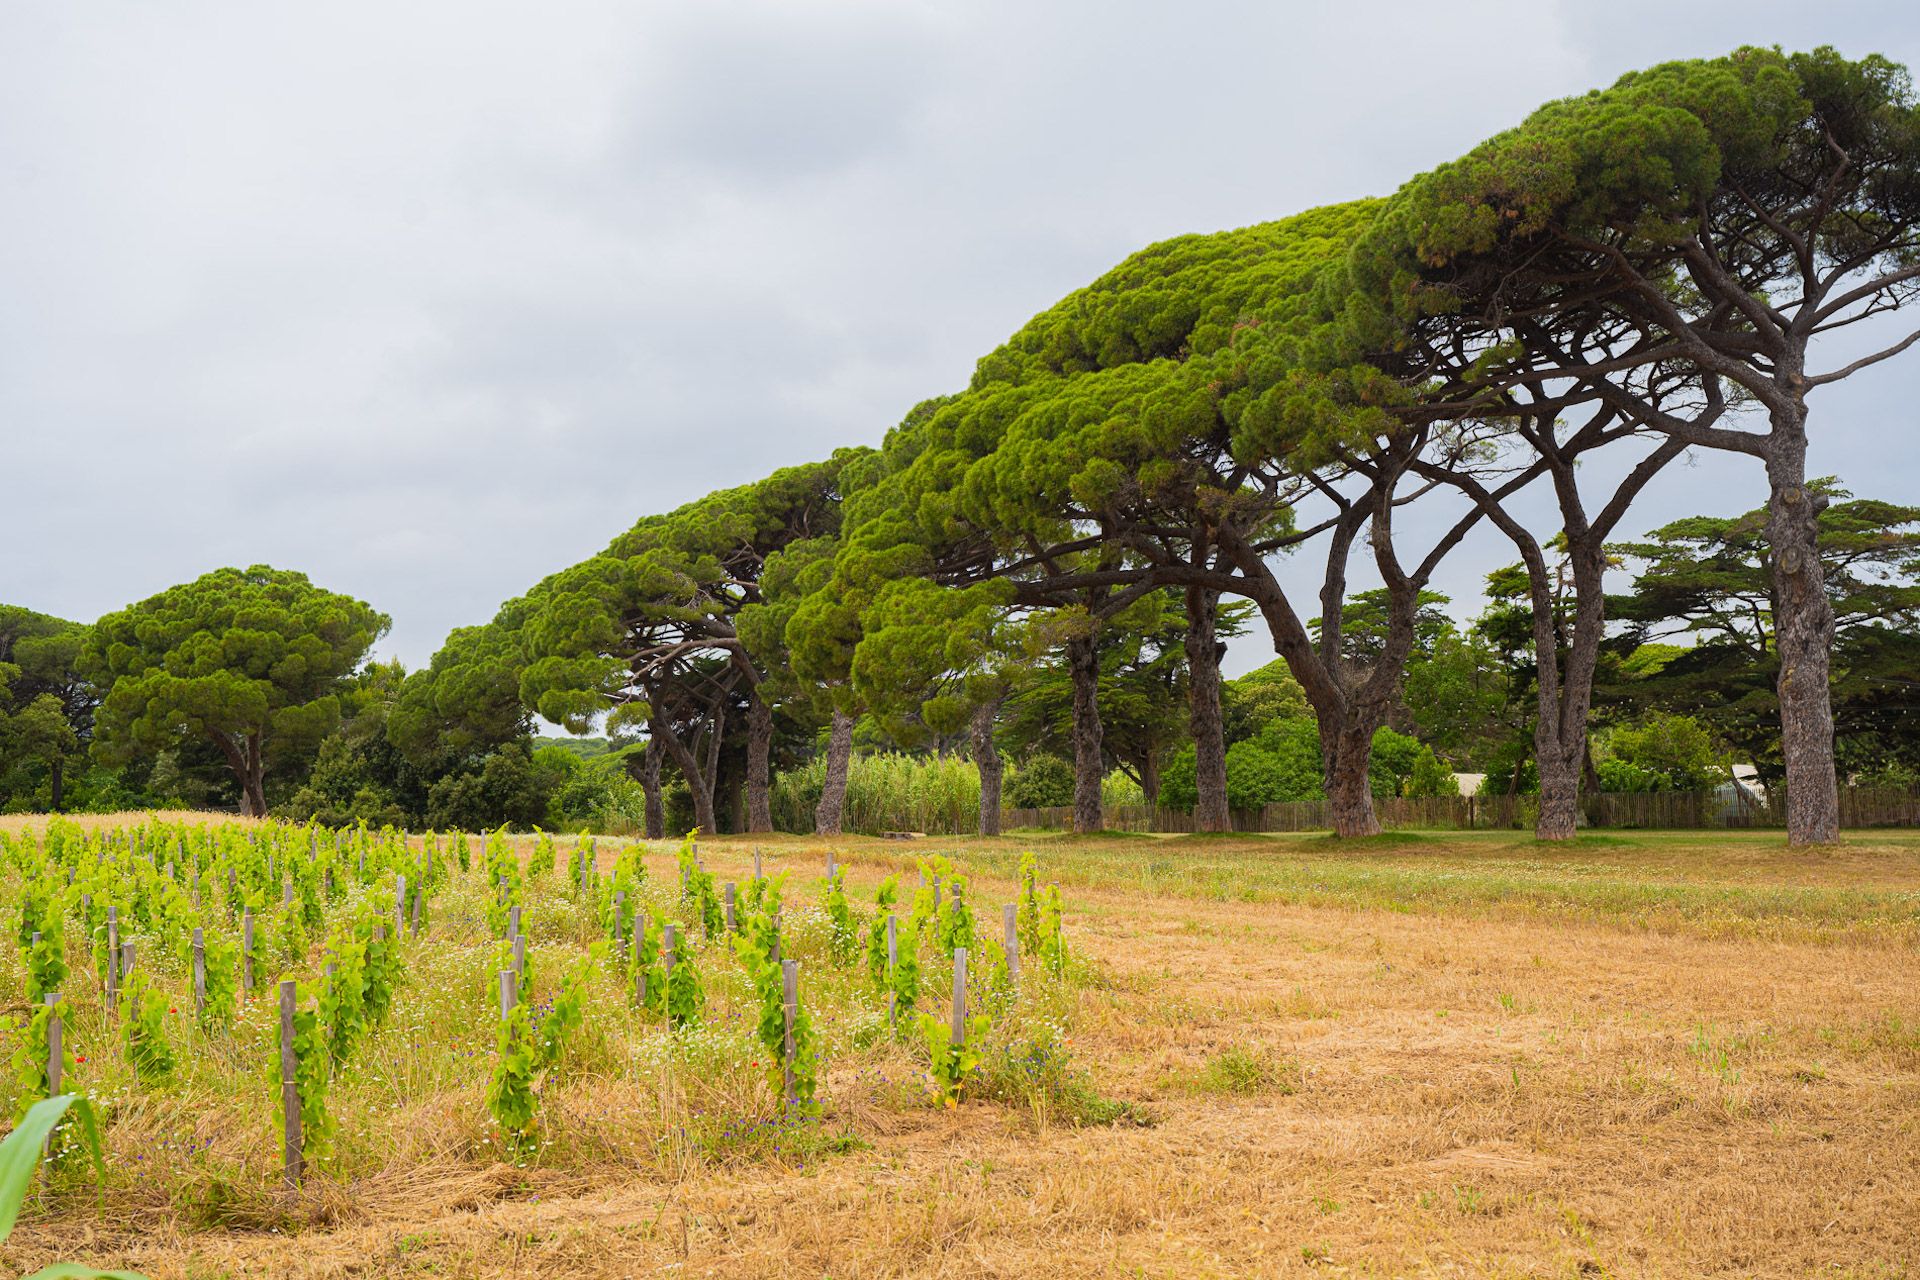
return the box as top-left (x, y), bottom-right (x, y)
top-left (50, 758), bottom-right (64, 813)
top-left (1140, 750), bottom-right (1161, 811)
top-left (1185, 585), bottom-right (1230, 832)
top-left (1765, 415), bottom-right (1840, 845)
top-left (1067, 634), bottom-right (1104, 834)
top-left (814, 709), bottom-right (855, 835)
top-left (971, 698), bottom-right (1004, 837)
top-left (1534, 747), bottom-right (1581, 841)
top-left (243, 732), bottom-right (268, 818)
top-left (638, 736), bottom-right (665, 839)
top-left (745, 691), bottom-right (773, 834)
top-left (1322, 720), bottom-right (1381, 837)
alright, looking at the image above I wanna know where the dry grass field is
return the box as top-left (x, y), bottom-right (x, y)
top-left (6, 817), bottom-right (1919, 1279)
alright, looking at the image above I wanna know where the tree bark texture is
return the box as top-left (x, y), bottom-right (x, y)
top-left (970, 698), bottom-right (1004, 837)
top-left (1765, 413), bottom-right (1840, 845)
top-left (1066, 633), bottom-right (1104, 834)
top-left (814, 708), bottom-right (855, 836)
top-left (745, 690), bottom-right (773, 834)
top-left (1184, 585), bottom-right (1230, 832)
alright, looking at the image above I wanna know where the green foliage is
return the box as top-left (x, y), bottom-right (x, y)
top-left (771, 750), bottom-right (984, 836)
top-left (1004, 754), bottom-right (1074, 809)
top-left (822, 867), bottom-right (856, 965)
top-left (1038, 883), bottom-right (1067, 975)
top-left (530, 829), bottom-right (556, 880)
top-left (122, 973), bottom-right (174, 1084)
top-left (934, 875), bottom-right (976, 961)
top-left (272, 902), bottom-right (307, 966)
top-left (288, 981), bottom-right (334, 1162)
top-left (488, 1003), bottom-right (540, 1162)
top-left (890, 916), bottom-right (921, 1019)
top-left (631, 908), bottom-right (664, 1015)
top-left (865, 876), bottom-right (898, 993)
top-left (535, 953), bottom-right (593, 1074)
top-left (11, 1002), bottom-right (76, 1120)
top-left (1402, 746), bottom-right (1461, 798)
top-left (198, 929), bottom-right (239, 1034)
top-left (663, 926), bottom-right (704, 1030)
top-left (318, 928), bottom-right (368, 1066)
top-left (918, 1012), bottom-right (987, 1106)
top-left (86, 566), bottom-right (388, 815)
top-left (675, 833), bottom-right (723, 940)
top-left (1015, 853), bottom-right (1043, 956)
top-left (732, 907), bottom-right (819, 1114)
top-left (21, 907), bottom-right (67, 1005)
top-left (1595, 714), bottom-right (1730, 792)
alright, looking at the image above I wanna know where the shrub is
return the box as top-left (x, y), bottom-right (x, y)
top-left (1005, 754), bottom-right (1074, 809)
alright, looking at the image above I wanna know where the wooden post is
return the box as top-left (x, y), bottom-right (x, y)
top-left (192, 927), bottom-right (207, 1021)
top-left (499, 968), bottom-right (517, 1017)
top-left (951, 947), bottom-right (969, 1047)
top-left (663, 924), bottom-right (678, 989)
top-left (886, 913), bottom-right (898, 1030)
top-left (279, 980), bottom-right (302, 1188)
top-left (512, 935), bottom-right (526, 986)
top-left (120, 940), bottom-right (136, 981)
top-left (242, 907), bottom-right (255, 992)
top-left (932, 877), bottom-right (942, 911)
top-left (44, 993), bottom-right (61, 1095)
top-left (394, 874), bottom-right (407, 939)
top-left (770, 908), bottom-right (782, 966)
top-left (1003, 902), bottom-right (1019, 988)
top-left (508, 905), bottom-right (521, 940)
top-left (724, 882), bottom-right (736, 932)
top-left (753, 847), bottom-right (762, 882)
top-left (105, 905), bottom-right (119, 1013)
top-left (614, 890), bottom-right (627, 954)
top-left (282, 879), bottom-right (293, 907)
top-left (781, 959), bottom-right (799, 1109)
top-left (632, 912), bottom-right (646, 1005)
top-left (410, 889), bottom-right (420, 938)
top-left (826, 850), bottom-right (835, 881)
top-left (267, 853), bottom-right (276, 886)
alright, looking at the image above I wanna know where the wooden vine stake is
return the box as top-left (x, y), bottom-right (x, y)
top-left (663, 923), bottom-right (678, 989)
top-left (781, 959), bottom-right (799, 1110)
top-left (753, 847), bottom-right (762, 883)
top-left (632, 911), bottom-right (647, 1006)
top-left (105, 907), bottom-right (120, 1014)
top-left (279, 980), bottom-right (302, 1188)
top-left (43, 993), bottom-right (61, 1157)
top-left (512, 935), bottom-right (527, 987)
top-left (394, 874), bottom-right (407, 940)
top-left (192, 926), bottom-right (207, 1021)
top-left (410, 889), bottom-right (421, 939)
top-left (1003, 902), bottom-right (1019, 989)
top-left (241, 907), bottom-right (255, 992)
top-left (499, 968), bottom-right (517, 1017)
top-left (885, 913), bottom-right (898, 1031)
top-left (951, 947), bottom-right (969, 1048)
top-left (724, 882), bottom-right (736, 933)
top-left (613, 890), bottom-right (627, 955)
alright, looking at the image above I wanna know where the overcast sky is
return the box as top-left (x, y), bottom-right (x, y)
top-left (3, 0), bottom-right (1916, 680)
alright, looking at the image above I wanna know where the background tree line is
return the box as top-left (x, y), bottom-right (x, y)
top-left (5, 46), bottom-right (1919, 841)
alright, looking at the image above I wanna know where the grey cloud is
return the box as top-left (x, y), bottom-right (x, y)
top-left (0, 0), bottom-right (1915, 684)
